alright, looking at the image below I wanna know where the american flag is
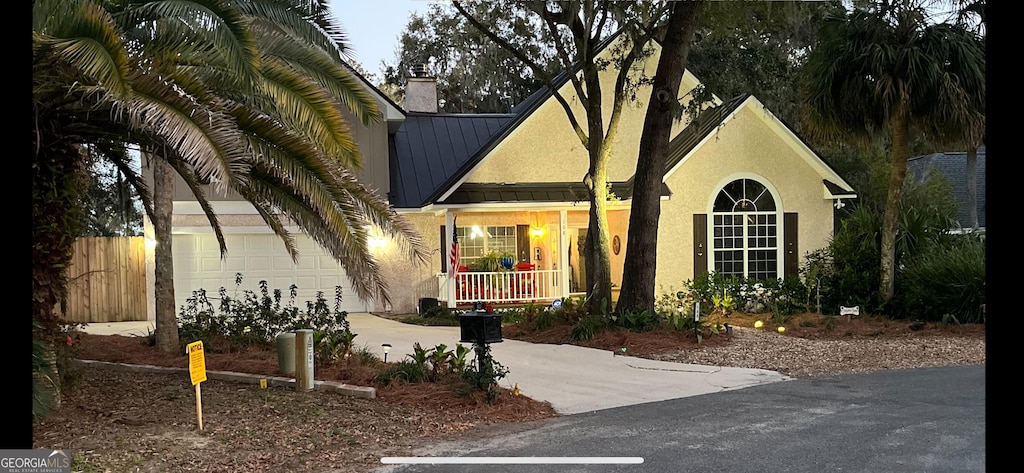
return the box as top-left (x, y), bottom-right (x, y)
top-left (449, 216), bottom-right (460, 278)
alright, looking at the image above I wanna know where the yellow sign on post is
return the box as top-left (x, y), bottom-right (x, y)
top-left (186, 340), bottom-right (207, 431)
top-left (187, 341), bottom-right (207, 385)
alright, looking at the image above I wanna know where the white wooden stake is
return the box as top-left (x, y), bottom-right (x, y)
top-left (195, 383), bottom-right (203, 431)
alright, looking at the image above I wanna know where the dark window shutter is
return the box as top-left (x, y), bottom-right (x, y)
top-left (440, 226), bottom-right (447, 273)
top-left (784, 213), bottom-right (798, 277)
top-left (693, 214), bottom-right (708, 278)
top-left (516, 224), bottom-right (530, 263)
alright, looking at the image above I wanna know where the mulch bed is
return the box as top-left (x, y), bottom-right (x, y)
top-left (73, 333), bottom-right (559, 426)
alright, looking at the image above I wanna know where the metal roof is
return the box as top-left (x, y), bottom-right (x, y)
top-left (388, 113), bottom-right (515, 208)
top-left (908, 146), bottom-right (986, 229)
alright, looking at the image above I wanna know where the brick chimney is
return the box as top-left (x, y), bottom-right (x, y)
top-left (404, 64), bottom-right (438, 113)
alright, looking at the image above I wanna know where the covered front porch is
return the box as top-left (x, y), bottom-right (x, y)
top-left (433, 206), bottom-right (630, 308)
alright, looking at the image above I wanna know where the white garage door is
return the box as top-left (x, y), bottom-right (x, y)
top-left (172, 232), bottom-right (370, 314)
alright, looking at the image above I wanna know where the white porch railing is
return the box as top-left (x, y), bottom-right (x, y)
top-left (437, 270), bottom-right (563, 305)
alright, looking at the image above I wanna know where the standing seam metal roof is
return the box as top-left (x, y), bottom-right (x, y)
top-left (388, 113), bottom-right (515, 208)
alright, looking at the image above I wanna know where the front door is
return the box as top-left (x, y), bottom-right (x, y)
top-left (566, 227), bottom-right (587, 294)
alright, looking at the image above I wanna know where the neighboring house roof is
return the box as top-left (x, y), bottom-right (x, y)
top-left (388, 113), bottom-right (516, 208)
top-left (907, 146), bottom-right (986, 229)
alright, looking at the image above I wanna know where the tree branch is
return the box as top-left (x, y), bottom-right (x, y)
top-left (454, 0), bottom-right (590, 147)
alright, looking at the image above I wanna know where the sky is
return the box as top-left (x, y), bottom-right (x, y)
top-left (327, 1), bottom-right (438, 79)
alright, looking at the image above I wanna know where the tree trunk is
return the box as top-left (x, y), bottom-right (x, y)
top-left (618, 0), bottom-right (704, 315)
top-left (879, 98), bottom-right (911, 303)
top-left (584, 142), bottom-right (614, 312)
top-left (966, 146), bottom-right (978, 230)
top-left (153, 156), bottom-right (180, 352)
top-left (32, 139), bottom-right (87, 334)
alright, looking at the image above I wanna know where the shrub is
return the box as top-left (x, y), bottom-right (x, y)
top-left (177, 274), bottom-right (352, 354)
top-left (570, 314), bottom-right (608, 341)
top-left (552, 296), bottom-right (590, 324)
top-left (462, 344), bottom-right (510, 404)
top-left (610, 310), bottom-right (659, 333)
top-left (812, 207), bottom-right (885, 312)
top-left (422, 305), bottom-right (452, 318)
top-left (373, 360), bottom-right (427, 386)
top-left (402, 310), bottom-right (460, 326)
top-left (351, 344), bottom-right (380, 366)
top-left (501, 308), bottom-right (527, 324)
top-left (533, 310), bottom-right (556, 331)
top-left (893, 234), bottom-right (985, 323)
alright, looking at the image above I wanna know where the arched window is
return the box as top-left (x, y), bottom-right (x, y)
top-left (711, 178), bottom-right (778, 280)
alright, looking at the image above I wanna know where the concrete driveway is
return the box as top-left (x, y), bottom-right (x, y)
top-left (83, 313), bottom-right (790, 415)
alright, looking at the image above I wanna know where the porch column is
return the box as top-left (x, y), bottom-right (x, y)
top-left (559, 210), bottom-right (570, 300)
top-left (444, 211), bottom-right (457, 308)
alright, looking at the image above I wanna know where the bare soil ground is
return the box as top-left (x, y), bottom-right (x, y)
top-left (33, 312), bottom-right (984, 472)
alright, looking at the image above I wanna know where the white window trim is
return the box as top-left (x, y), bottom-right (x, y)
top-left (706, 174), bottom-right (784, 280)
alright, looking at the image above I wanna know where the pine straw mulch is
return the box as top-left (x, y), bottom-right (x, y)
top-left (503, 310), bottom-right (985, 357)
top-left (32, 333), bottom-right (557, 473)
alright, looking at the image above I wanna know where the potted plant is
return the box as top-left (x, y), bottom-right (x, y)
top-left (498, 250), bottom-right (515, 270)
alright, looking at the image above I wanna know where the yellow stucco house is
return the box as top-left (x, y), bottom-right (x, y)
top-left (161, 38), bottom-right (856, 316)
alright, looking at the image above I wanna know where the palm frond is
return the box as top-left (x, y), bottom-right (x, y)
top-left (121, 0), bottom-right (261, 90)
top-left (163, 153), bottom-right (230, 258)
top-left (253, 25), bottom-right (381, 126)
top-left (33, 1), bottom-right (132, 99)
top-left (237, 0), bottom-right (354, 64)
top-left (125, 74), bottom-right (251, 194)
top-left (257, 57), bottom-right (362, 169)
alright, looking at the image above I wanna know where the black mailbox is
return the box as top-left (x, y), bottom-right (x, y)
top-left (459, 304), bottom-right (502, 344)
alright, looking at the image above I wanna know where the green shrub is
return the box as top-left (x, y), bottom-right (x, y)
top-left (533, 310), bottom-right (556, 331)
top-left (501, 308), bottom-right (527, 324)
top-left (401, 311), bottom-right (460, 326)
top-left (177, 274), bottom-right (351, 353)
top-left (552, 296), bottom-right (590, 324)
top-left (422, 305), bottom-right (452, 318)
top-left (570, 314), bottom-right (608, 341)
top-left (825, 206), bottom-right (885, 312)
top-left (462, 344), bottom-right (510, 404)
top-left (894, 235), bottom-right (985, 322)
top-left (611, 310), bottom-right (659, 333)
top-left (451, 344), bottom-right (471, 374)
top-left (351, 344), bottom-right (380, 366)
top-left (373, 360), bottom-right (427, 386)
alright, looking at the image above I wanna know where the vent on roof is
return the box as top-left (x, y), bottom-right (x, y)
top-left (411, 63), bottom-right (428, 77)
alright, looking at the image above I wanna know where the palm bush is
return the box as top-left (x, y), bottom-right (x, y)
top-left (894, 234), bottom-right (985, 323)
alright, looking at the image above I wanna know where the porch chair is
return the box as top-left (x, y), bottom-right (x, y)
top-left (514, 263), bottom-right (536, 300)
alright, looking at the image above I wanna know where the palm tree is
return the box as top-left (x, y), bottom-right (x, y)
top-left (801, 0), bottom-right (984, 303)
top-left (33, 0), bottom-right (427, 354)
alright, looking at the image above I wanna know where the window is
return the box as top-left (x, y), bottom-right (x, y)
top-left (457, 225), bottom-right (516, 266)
top-left (711, 179), bottom-right (778, 279)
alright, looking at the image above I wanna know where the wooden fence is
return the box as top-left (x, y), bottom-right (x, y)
top-left (57, 237), bottom-right (148, 323)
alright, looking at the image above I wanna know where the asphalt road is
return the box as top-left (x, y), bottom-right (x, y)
top-left (376, 365), bottom-right (985, 473)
